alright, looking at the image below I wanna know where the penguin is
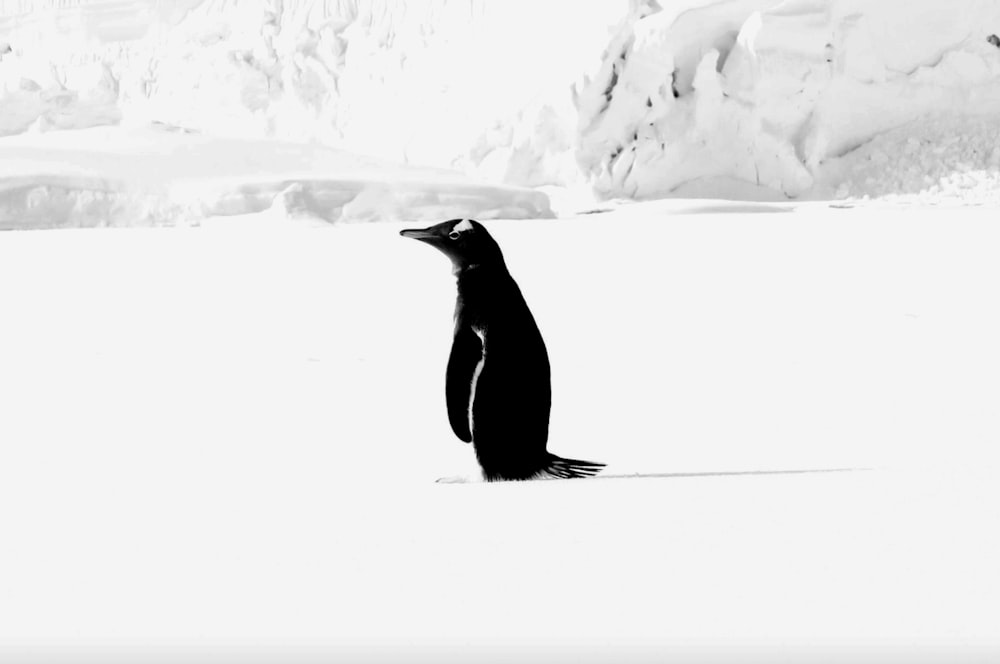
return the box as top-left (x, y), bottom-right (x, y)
top-left (400, 218), bottom-right (604, 481)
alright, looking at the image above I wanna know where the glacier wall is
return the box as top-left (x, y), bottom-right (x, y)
top-left (3, 0), bottom-right (1000, 201)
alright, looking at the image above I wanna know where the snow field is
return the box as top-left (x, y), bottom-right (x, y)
top-left (1, 208), bottom-right (999, 661)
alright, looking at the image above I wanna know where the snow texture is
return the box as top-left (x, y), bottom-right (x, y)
top-left (2, 0), bottom-right (1000, 226)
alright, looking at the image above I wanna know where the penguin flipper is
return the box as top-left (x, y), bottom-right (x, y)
top-left (445, 326), bottom-right (482, 443)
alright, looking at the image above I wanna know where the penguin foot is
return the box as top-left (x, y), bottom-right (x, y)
top-left (435, 475), bottom-right (474, 484)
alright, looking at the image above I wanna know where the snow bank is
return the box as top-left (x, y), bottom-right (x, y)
top-left (3, 0), bottom-right (1000, 212)
top-left (0, 126), bottom-right (551, 229)
top-left (575, 0), bottom-right (1000, 200)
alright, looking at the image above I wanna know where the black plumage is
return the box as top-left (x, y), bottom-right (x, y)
top-left (400, 218), bottom-right (604, 481)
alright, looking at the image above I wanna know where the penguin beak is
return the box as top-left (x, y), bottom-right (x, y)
top-left (399, 227), bottom-right (439, 243)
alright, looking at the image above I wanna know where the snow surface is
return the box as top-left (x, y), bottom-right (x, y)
top-left (2, 0), bottom-right (1000, 218)
top-left (2, 207), bottom-right (1000, 662)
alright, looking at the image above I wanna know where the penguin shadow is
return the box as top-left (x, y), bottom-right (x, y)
top-left (580, 467), bottom-right (872, 482)
top-left (435, 467), bottom-right (873, 484)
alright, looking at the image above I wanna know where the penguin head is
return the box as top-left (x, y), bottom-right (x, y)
top-left (399, 218), bottom-right (504, 272)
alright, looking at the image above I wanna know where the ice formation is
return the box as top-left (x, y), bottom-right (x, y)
top-left (2, 0), bottom-right (1000, 225)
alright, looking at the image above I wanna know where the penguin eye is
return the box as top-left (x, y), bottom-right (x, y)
top-left (448, 231), bottom-right (461, 240)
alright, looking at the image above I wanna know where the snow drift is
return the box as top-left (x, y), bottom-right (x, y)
top-left (2, 0), bottom-right (1000, 225)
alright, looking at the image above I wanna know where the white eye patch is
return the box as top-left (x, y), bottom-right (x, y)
top-left (453, 219), bottom-right (474, 233)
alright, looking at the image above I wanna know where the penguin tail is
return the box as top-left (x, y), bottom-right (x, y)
top-left (542, 454), bottom-right (605, 479)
